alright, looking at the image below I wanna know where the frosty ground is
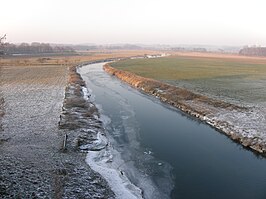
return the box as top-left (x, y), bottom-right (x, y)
top-left (0, 63), bottom-right (116, 198)
top-left (0, 50), bottom-right (156, 198)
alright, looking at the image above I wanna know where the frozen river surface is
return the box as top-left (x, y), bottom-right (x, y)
top-left (80, 63), bottom-right (266, 199)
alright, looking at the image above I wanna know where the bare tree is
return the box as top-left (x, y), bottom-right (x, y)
top-left (0, 34), bottom-right (6, 45)
top-left (0, 34), bottom-right (6, 56)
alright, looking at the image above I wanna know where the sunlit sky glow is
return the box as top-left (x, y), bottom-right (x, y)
top-left (1, 0), bottom-right (266, 46)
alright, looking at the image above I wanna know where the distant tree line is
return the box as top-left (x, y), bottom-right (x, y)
top-left (0, 34), bottom-right (75, 55)
top-left (170, 47), bottom-right (207, 52)
top-left (239, 46), bottom-right (266, 57)
top-left (0, 41), bottom-right (75, 55)
top-left (70, 44), bottom-right (143, 51)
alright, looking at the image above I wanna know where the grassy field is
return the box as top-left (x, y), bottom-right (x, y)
top-left (110, 54), bottom-right (266, 105)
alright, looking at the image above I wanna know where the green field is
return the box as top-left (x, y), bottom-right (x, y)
top-left (110, 56), bottom-right (266, 105)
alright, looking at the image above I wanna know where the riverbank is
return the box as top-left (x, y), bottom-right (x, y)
top-left (60, 63), bottom-right (145, 198)
top-left (58, 64), bottom-right (116, 198)
top-left (103, 63), bottom-right (266, 155)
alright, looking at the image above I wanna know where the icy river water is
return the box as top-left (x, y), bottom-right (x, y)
top-left (80, 62), bottom-right (266, 199)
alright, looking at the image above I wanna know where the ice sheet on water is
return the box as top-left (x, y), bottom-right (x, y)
top-left (86, 148), bottom-right (144, 199)
top-left (99, 114), bottom-right (112, 127)
top-left (80, 132), bottom-right (108, 151)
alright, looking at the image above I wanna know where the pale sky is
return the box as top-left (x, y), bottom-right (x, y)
top-left (1, 0), bottom-right (266, 46)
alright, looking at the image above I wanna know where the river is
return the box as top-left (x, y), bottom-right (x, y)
top-left (79, 62), bottom-right (266, 199)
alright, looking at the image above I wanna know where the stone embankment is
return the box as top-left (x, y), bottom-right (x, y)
top-left (103, 64), bottom-right (266, 155)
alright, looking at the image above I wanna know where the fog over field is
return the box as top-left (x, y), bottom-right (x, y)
top-left (1, 0), bottom-right (266, 46)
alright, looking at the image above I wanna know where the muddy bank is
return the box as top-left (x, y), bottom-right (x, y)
top-left (103, 64), bottom-right (266, 155)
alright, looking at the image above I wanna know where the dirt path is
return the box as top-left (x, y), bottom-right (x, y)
top-left (0, 64), bottom-right (113, 198)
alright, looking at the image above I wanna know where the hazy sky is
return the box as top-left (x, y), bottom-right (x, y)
top-left (1, 0), bottom-right (266, 46)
